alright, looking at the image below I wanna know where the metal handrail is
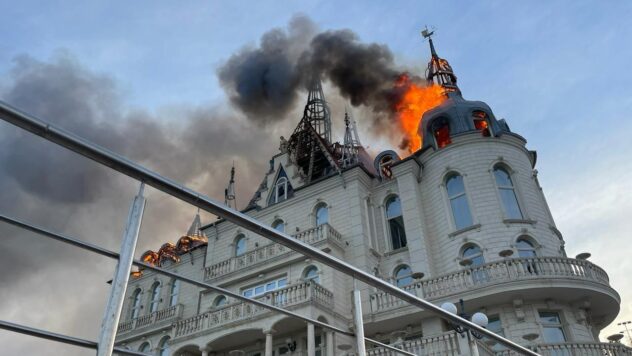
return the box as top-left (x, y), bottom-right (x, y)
top-left (0, 100), bottom-right (539, 355)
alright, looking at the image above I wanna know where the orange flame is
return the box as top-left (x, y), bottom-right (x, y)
top-left (394, 74), bottom-right (447, 153)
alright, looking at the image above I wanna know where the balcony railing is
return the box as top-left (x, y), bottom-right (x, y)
top-left (117, 304), bottom-right (182, 334)
top-left (205, 223), bottom-right (343, 280)
top-left (493, 342), bottom-right (632, 355)
top-left (370, 257), bottom-right (611, 314)
top-left (173, 282), bottom-right (333, 339)
top-left (366, 331), bottom-right (461, 356)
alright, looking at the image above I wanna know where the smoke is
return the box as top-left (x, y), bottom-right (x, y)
top-left (218, 15), bottom-right (419, 129)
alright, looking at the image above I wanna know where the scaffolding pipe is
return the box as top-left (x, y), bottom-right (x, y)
top-left (0, 101), bottom-right (539, 355)
top-left (0, 320), bottom-right (150, 356)
top-left (97, 183), bottom-right (146, 356)
top-left (0, 213), bottom-right (415, 356)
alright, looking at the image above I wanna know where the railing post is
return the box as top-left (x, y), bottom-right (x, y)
top-left (353, 279), bottom-right (367, 356)
top-left (97, 183), bottom-right (146, 356)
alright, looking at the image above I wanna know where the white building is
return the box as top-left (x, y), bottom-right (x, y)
top-left (114, 37), bottom-right (629, 356)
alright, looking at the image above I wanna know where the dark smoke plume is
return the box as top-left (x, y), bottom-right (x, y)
top-left (218, 16), bottom-right (418, 127)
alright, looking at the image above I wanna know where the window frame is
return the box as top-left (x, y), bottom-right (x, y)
top-left (149, 281), bottom-right (162, 313)
top-left (213, 295), bottom-right (228, 308)
top-left (303, 265), bottom-right (320, 284)
top-left (241, 276), bottom-right (288, 298)
top-left (538, 311), bottom-right (568, 343)
top-left (314, 203), bottom-right (329, 227)
top-left (234, 234), bottom-right (247, 257)
top-left (158, 336), bottom-right (170, 356)
top-left (385, 195), bottom-right (407, 250)
top-left (492, 164), bottom-right (524, 220)
top-left (130, 288), bottom-right (142, 319)
top-left (168, 279), bottom-right (179, 307)
top-left (394, 264), bottom-right (413, 288)
top-left (472, 110), bottom-right (493, 137)
top-left (516, 236), bottom-right (538, 258)
top-left (444, 172), bottom-right (474, 230)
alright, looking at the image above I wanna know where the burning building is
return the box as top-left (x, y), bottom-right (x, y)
top-left (114, 33), bottom-right (627, 356)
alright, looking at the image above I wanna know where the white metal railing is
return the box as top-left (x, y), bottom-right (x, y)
top-left (370, 257), bottom-right (612, 314)
top-left (366, 331), bottom-right (461, 356)
top-left (173, 282), bottom-right (333, 339)
top-left (494, 342), bottom-right (632, 355)
top-left (117, 304), bottom-right (182, 334)
top-left (205, 223), bottom-right (343, 280)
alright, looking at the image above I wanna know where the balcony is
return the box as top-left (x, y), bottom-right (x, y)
top-left (370, 257), bottom-right (617, 315)
top-left (117, 304), bottom-right (183, 335)
top-left (173, 282), bottom-right (333, 340)
top-left (366, 331), bottom-right (461, 355)
top-left (205, 224), bottom-right (344, 280)
top-left (490, 342), bottom-right (632, 355)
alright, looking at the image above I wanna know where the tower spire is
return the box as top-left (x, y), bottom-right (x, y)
top-left (302, 73), bottom-right (332, 143)
top-left (422, 28), bottom-right (460, 95)
top-left (341, 108), bottom-right (362, 168)
top-left (224, 162), bottom-right (236, 209)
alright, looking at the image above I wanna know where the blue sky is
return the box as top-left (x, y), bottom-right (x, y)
top-left (1, 0), bottom-right (631, 352)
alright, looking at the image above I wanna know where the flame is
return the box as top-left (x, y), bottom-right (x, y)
top-left (394, 74), bottom-right (447, 153)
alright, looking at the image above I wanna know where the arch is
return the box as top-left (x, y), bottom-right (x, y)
top-left (234, 234), bottom-right (246, 257)
top-left (445, 172), bottom-right (473, 230)
top-left (385, 195), bottom-right (407, 250)
top-left (314, 202), bottom-right (329, 226)
top-left (158, 336), bottom-right (171, 356)
top-left (130, 288), bottom-right (142, 319)
top-left (138, 342), bottom-right (151, 353)
top-left (149, 281), bottom-right (162, 313)
top-left (472, 110), bottom-right (492, 137)
top-left (303, 265), bottom-right (320, 284)
top-left (272, 219), bottom-right (285, 233)
top-left (493, 164), bottom-right (523, 219)
top-left (394, 264), bottom-right (413, 287)
top-left (168, 279), bottom-right (179, 307)
top-left (213, 295), bottom-right (228, 308)
top-left (460, 243), bottom-right (485, 267)
top-left (516, 236), bottom-right (538, 258)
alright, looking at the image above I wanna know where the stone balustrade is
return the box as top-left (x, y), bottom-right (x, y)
top-left (117, 304), bottom-right (182, 334)
top-left (366, 331), bottom-right (461, 356)
top-left (493, 342), bottom-right (632, 355)
top-left (173, 282), bottom-right (334, 339)
top-left (205, 224), bottom-right (343, 280)
top-left (370, 257), bottom-right (611, 314)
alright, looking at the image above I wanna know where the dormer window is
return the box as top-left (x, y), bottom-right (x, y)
top-left (472, 111), bottom-right (492, 137)
top-left (274, 177), bottom-right (288, 203)
top-left (432, 119), bottom-right (451, 149)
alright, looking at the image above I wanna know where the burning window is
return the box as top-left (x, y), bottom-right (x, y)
top-left (433, 120), bottom-right (451, 149)
top-left (472, 111), bottom-right (492, 137)
top-left (379, 155), bottom-right (394, 179)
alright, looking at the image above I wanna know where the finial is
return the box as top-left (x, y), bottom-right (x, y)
top-left (421, 26), bottom-right (438, 58)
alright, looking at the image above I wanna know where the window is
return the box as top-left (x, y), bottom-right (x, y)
top-left (235, 234), bottom-right (246, 257)
top-left (394, 265), bottom-right (413, 287)
top-left (539, 312), bottom-right (567, 343)
top-left (487, 316), bottom-right (506, 352)
top-left (149, 282), bottom-right (161, 313)
top-left (241, 277), bottom-right (288, 298)
top-left (385, 196), bottom-right (407, 250)
top-left (446, 174), bottom-right (473, 230)
top-left (169, 280), bottom-right (179, 307)
top-left (494, 166), bottom-right (523, 219)
top-left (158, 336), bottom-right (170, 356)
top-left (516, 237), bottom-right (537, 258)
top-left (274, 177), bottom-right (288, 203)
top-left (433, 121), bottom-right (452, 148)
top-left (130, 288), bottom-right (142, 319)
top-left (472, 111), bottom-right (492, 137)
top-left (213, 295), bottom-right (227, 307)
top-left (139, 342), bottom-right (150, 353)
top-left (303, 266), bottom-right (320, 284)
top-left (315, 203), bottom-right (328, 226)
top-left (462, 244), bottom-right (487, 283)
top-left (272, 219), bottom-right (285, 233)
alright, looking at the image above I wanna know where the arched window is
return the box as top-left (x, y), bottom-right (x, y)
top-left (472, 111), bottom-right (492, 137)
top-left (394, 265), bottom-right (413, 287)
top-left (315, 203), bottom-right (329, 226)
top-left (433, 120), bottom-right (452, 148)
top-left (138, 342), bottom-right (150, 353)
top-left (149, 282), bottom-right (161, 313)
top-left (462, 244), bottom-right (485, 266)
top-left (130, 288), bottom-right (142, 319)
top-left (494, 166), bottom-right (523, 219)
top-left (234, 234), bottom-right (246, 257)
top-left (385, 196), bottom-right (407, 250)
top-left (446, 173), bottom-right (473, 230)
top-left (304, 266), bottom-right (320, 284)
top-left (213, 295), bottom-right (228, 307)
top-left (274, 177), bottom-right (288, 203)
top-left (158, 336), bottom-right (170, 356)
top-left (516, 237), bottom-right (537, 258)
top-left (169, 280), bottom-right (179, 307)
top-left (272, 219), bottom-right (285, 233)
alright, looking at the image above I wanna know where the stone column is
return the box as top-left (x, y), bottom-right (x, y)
top-left (264, 329), bottom-right (275, 356)
top-left (326, 331), bottom-right (335, 356)
top-left (199, 346), bottom-right (210, 356)
top-left (307, 323), bottom-right (316, 356)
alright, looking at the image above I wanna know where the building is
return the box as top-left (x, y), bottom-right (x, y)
top-left (114, 35), bottom-right (629, 356)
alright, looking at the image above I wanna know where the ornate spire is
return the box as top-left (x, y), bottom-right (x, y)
top-left (186, 211), bottom-right (204, 238)
top-left (341, 109), bottom-right (362, 168)
top-left (422, 28), bottom-right (460, 95)
top-left (302, 73), bottom-right (332, 143)
top-left (224, 163), bottom-right (236, 209)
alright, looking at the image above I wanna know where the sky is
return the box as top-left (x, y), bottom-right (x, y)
top-left (0, 1), bottom-right (631, 354)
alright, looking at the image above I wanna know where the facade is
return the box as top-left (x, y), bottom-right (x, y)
top-left (114, 38), bottom-right (629, 356)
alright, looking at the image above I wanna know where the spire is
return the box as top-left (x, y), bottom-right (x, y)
top-left (422, 28), bottom-right (460, 94)
top-left (186, 211), bottom-right (204, 238)
top-left (224, 163), bottom-right (236, 209)
top-left (302, 73), bottom-right (332, 143)
top-left (341, 108), bottom-right (362, 168)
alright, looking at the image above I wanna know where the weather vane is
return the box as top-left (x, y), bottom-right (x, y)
top-left (421, 26), bottom-right (435, 40)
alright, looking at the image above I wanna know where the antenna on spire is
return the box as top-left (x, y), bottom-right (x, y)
top-left (224, 162), bottom-right (236, 209)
